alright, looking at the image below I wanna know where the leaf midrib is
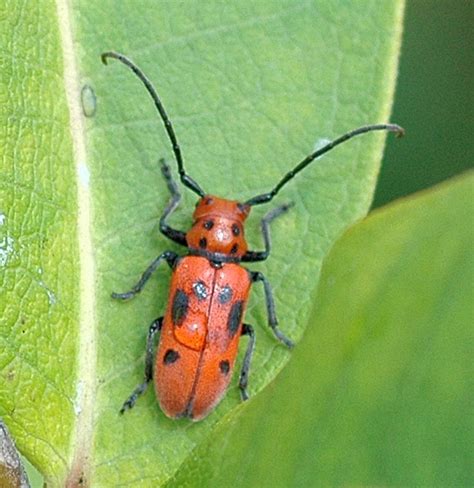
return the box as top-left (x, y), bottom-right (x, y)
top-left (55, 0), bottom-right (96, 482)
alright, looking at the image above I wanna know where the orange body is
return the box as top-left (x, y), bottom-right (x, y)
top-left (155, 255), bottom-right (251, 420)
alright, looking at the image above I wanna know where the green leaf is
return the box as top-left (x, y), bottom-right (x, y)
top-left (186, 173), bottom-right (473, 487)
top-left (0, 1), bottom-right (78, 485)
top-left (1, 1), bottom-right (404, 485)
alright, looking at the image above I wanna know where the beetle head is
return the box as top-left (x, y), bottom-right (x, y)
top-left (186, 196), bottom-right (251, 257)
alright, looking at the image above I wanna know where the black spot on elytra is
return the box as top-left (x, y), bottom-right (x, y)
top-left (203, 219), bottom-right (214, 230)
top-left (218, 285), bottom-right (233, 304)
top-left (172, 289), bottom-right (188, 326)
top-left (199, 237), bottom-right (207, 249)
top-left (227, 300), bottom-right (244, 337)
top-left (230, 243), bottom-right (239, 254)
top-left (193, 280), bottom-right (208, 301)
top-left (219, 360), bottom-right (230, 375)
top-left (232, 223), bottom-right (240, 236)
top-left (164, 349), bottom-right (180, 364)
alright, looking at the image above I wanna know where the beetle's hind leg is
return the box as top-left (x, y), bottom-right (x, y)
top-left (120, 317), bottom-right (163, 414)
top-left (239, 323), bottom-right (256, 401)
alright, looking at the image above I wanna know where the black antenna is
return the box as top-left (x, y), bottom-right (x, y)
top-left (245, 124), bottom-right (404, 206)
top-left (101, 51), bottom-right (206, 198)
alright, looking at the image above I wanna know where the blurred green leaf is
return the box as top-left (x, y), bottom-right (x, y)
top-left (376, 0), bottom-right (474, 207)
top-left (1, 1), bottom-right (404, 485)
top-left (187, 173), bottom-right (473, 487)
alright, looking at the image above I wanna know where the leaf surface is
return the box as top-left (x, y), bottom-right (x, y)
top-left (0, 1), bottom-right (404, 485)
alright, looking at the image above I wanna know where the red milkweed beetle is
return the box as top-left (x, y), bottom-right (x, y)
top-left (102, 51), bottom-right (404, 421)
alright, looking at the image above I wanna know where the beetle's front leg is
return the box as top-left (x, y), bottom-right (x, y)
top-left (251, 271), bottom-right (294, 348)
top-left (120, 317), bottom-right (163, 413)
top-left (112, 250), bottom-right (178, 300)
top-left (159, 159), bottom-right (187, 246)
top-left (242, 203), bottom-right (293, 262)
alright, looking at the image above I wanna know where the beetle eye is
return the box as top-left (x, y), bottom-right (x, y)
top-left (231, 223), bottom-right (240, 236)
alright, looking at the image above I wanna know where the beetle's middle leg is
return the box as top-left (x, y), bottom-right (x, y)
top-left (120, 316), bottom-right (163, 414)
top-left (111, 250), bottom-right (178, 300)
top-left (251, 271), bottom-right (294, 348)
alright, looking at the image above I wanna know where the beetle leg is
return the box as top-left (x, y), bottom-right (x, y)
top-left (251, 271), bottom-right (294, 348)
top-left (239, 323), bottom-right (256, 401)
top-left (241, 203), bottom-right (293, 262)
top-left (120, 316), bottom-right (163, 414)
top-left (112, 250), bottom-right (178, 300)
top-left (159, 159), bottom-right (187, 246)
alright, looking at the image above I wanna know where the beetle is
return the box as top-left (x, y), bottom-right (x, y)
top-left (102, 51), bottom-right (403, 421)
